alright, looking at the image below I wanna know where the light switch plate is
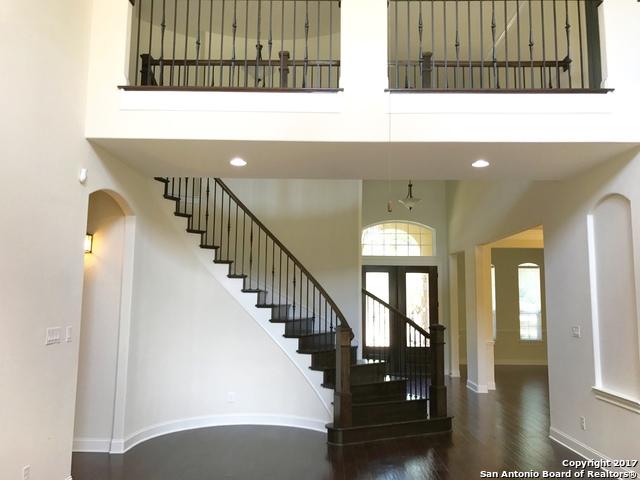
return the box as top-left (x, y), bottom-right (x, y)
top-left (23, 465), bottom-right (30, 480)
top-left (46, 327), bottom-right (61, 345)
top-left (65, 326), bottom-right (73, 343)
top-left (571, 326), bottom-right (581, 338)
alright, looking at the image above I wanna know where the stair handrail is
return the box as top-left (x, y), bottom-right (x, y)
top-left (215, 178), bottom-right (352, 335)
top-left (362, 288), bottom-right (430, 339)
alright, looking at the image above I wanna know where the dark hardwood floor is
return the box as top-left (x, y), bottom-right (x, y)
top-left (73, 366), bottom-right (589, 480)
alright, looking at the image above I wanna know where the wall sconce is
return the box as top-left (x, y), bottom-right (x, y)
top-left (84, 234), bottom-right (94, 254)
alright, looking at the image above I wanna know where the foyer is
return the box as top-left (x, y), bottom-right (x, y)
top-left (72, 366), bottom-right (586, 480)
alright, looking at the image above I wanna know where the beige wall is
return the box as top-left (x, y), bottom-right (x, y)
top-left (492, 248), bottom-right (548, 366)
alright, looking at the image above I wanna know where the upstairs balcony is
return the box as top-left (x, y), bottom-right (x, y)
top-left (125, 0), bottom-right (606, 93)
top-left (86, 0), bottom-right (639, 146)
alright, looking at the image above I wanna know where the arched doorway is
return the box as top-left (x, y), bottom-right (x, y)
top-left (73, 190), bottom-right (134, 454)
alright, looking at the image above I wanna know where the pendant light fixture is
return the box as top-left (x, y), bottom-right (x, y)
top-left (399, 181), bottom-right (420, 211)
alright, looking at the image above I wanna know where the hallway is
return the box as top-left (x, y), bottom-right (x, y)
top-left (72, 366), bottom-right (589, 479)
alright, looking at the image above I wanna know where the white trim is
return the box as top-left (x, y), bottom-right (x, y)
top-left (120, 90), bottom-right (344, 113)
top-left (549, 427), bottom-right (636, 475)
top-left (592, 386), bottom-right (640, 414)
top-left (73, 438), bottom-right (111, 453)
top-left (494, 359), bottom-right (548, 366)
top-left (114, 414), bottom-right (328, 454)
top-left (466, 379), bottom-right (489, 394)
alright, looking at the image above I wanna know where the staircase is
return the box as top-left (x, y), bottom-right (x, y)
top-left (155, 177), bottom-right (451, 445)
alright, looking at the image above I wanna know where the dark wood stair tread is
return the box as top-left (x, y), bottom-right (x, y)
top-left (326, 417), bottom-right (452, 446)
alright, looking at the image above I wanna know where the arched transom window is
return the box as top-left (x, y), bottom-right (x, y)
top-left (362, 221), bottom-right (434, 256)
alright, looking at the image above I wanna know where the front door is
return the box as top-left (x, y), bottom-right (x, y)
top-left (362, 265), bottom-right (438, 359)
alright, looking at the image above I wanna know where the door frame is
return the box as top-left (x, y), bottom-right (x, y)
top-left (362, 265), bottom-right (439, 358)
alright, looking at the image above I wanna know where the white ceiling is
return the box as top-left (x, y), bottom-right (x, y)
top-left (91, 139), bottom-right (638, 181)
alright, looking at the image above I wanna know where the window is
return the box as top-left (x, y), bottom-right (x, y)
top-left (491, 265), bottom-right (496, 341)
top-left (518, 263), bottom-right (542, 341)
top-left (362, 222), bottom-right (434, 256)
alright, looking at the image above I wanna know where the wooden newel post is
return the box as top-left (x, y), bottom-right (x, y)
top-left (422, 52), bottom-right (433, 88)
top-left (429, 324), bottom-right (447, 418)
top-left (278, 50), bottom-right (290, 88)
top-left (333, 325), bottom-right (352, 428)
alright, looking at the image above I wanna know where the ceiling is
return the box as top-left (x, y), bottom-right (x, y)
top-left (91, 139), bottom-right (638, 181)
top-left (488, 226), bottom-right (544, 249)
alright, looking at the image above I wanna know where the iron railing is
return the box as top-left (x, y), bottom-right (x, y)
top-left (362, 289), bottom-right (447, 416)
top-left (388, 0), bottom-right (603, 91)
top-left (131, 0), bottom-right (341, 89)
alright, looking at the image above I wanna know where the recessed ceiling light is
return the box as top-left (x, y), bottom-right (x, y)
top-left (472, 159), bottom-right (490, 168)
top-left (230, 157), bottom-right (247, 167)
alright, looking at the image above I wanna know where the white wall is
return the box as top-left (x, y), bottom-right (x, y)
top-left (74, 192), bottom-right (126, 451)
top-left (223, 178), bottom-right (362, 344)
top-left (447, 148), bottom-right (640, 471)
top-left (361, 180), bottom-right (451, 373)
top-left (0, 2), bottom-right (94, 479)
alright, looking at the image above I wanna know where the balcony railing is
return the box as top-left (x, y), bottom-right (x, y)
top-left (129, 0), bottom-right (341, 90)
top-left (388, 0), bottom-right (604, 92)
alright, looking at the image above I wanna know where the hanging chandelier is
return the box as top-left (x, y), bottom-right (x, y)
top-left (399, 181), bottom-right (420, 211)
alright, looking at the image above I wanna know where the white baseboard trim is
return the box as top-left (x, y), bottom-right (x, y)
top-left (494, 359), bottom-right (548, 366)
top-left (549, 427), bottom-right (635, 475)
top-left (72, 438), bottom-right (111, 453)
top-left (487, 381), bottom-right (496, 390)
top-left (466, 379), bottom-right (489, 394)
top-left (449, 369), bottom-right (461, 378)
top-left (110, 413), bottom-right (329, 454)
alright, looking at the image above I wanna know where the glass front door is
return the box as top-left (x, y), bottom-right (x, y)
top-left (362, 266), bottom-right (438, 357)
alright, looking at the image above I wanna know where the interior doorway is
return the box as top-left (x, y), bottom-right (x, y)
top-left (362, 265), bottom-right (438, 358)
top-left (73, 190), bottom-right (133, 454)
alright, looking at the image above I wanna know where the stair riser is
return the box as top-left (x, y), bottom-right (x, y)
top-left (310, 348), bottom-right (357, 370)
top-left (283, 318), bottom-right (316, 336)
top-left (352, 400), bottom-right (428, 426)
top-left (352, 381), bottom-right (406, 403)
top-left (323, 363), bottom-right (388, 387)
top-left (327, 417), bottom-right (452, 446)
top-left (298, 333), bottom-right (335, 351)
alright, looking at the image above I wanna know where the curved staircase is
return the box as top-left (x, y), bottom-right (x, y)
top-left (155, 177), bottom-right (451, 445)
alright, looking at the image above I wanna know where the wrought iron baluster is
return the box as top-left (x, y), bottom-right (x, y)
top-left (491, 0), bottom-right (497, 88)
top-left (418, 0), bottom-right (424, 88)
top-left (503, 0), bottom-right (509, 89)
top-left (183, 0), bottom-right (189, 85)
top-left (234, 203), bottom-right (239, 274)
top-left (267, 0), bottom-right (273, 88)
top-left (301, 0), bottom-right (309, 88)
top-left (467, 0), bottom-right (472, 88)
top-left (135, 0), bottom-right (143, 85)
top-left (149, 0), bottom-right (155, 80)
top-left (256, 0), bottom-right (262, 87)
top-left (231, 0), bottom-right (237, 87)
top-left (516, 0), bottom-right (522, 88)
top-left (552, 0), bottom-right (560, 88)
top-left (540, 0), bottom-right (548, 89)
top-left (480, 0), bottom-right (484, 88)
top-left (528, 0), bottom-right (534, 88)
top-left (219, 0), bottom-right (226, 86)
top-left (195, 0), bottom-right (202, 86)
top-left (329, 0), bottom-right (334, 88)
top-left (394, 0), bottom-right (399, 88)
top-left (206, 0), bottom-right (214, 86)
top-left (406, 0), bottom-right (411, 89)
top-left (159, 0), bottom-right (166, 85)
top-left (204, 179), bottom-right (210, 246)
top-left (243, 0), bottom-right (249, 87)
top-left (443, 0), bottom-right (448, 88)
top-left (454, 0), bottom-right (460, 89)
top-left (564, 0), bottom-right (572, 88)
top-left (249, 219), bottom-right (254, 289)
top-left (577, 0), bottom-right (585, 88)
top-left (316, 0), bottom-right (320, 88)
top-left (292, 1), bottom-right (297, 87)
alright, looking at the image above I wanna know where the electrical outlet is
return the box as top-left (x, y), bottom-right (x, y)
top-left (580, 416), bottom-right (587, 430)
top-left (65, 326), bottom-right (73, 343)
top-left (227, 392), bottom-right (236, 403)
top-left (45, 327), bottom-right (61, 345)
top-left (571, 326), bottom-right (582, 338)
top-left (22, 465), bottom-right (30, 480)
